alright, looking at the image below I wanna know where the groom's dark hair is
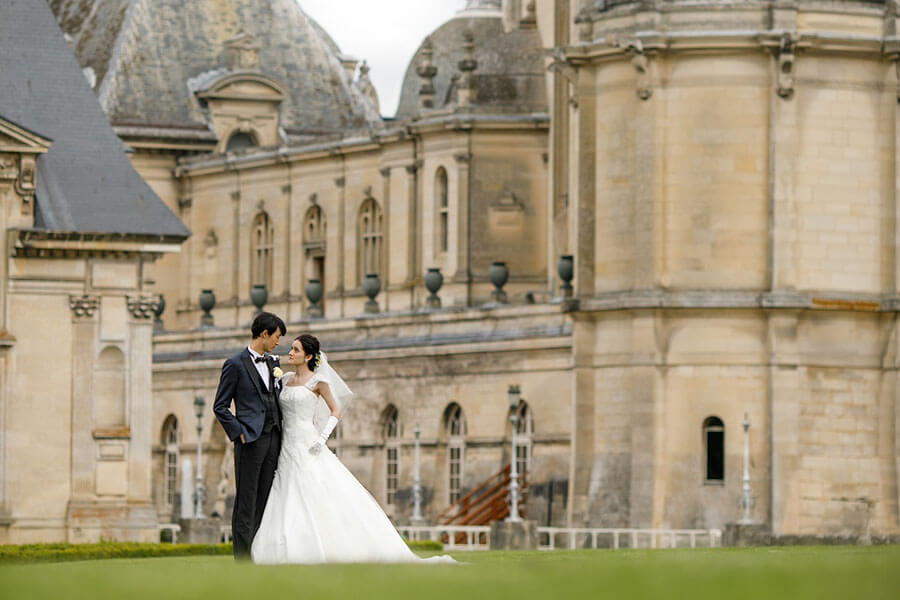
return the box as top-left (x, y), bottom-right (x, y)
top-left (251, 312), bottom-right (286, 339)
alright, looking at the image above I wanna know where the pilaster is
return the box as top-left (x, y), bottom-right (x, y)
top-left (405, 162), bottom-right (420, 286)
top-left (67, 295), bottom-right (99, 500)
top-left (568, 314), bottom-right (595, 527)
top-left (380, 167), bottom-right (392, 311)
top-left (767, 309), bottom-right (802, 535)
top-left (570, 67), bottom-right (595, 297)
top-left (453, 151), bottom-right (472, 295)
top-left (127, 297), bottom-right (156, 502)
top-left (769, 15), bottom-right (799, 290)
top-left (335, 174), bottom-right (346, 318)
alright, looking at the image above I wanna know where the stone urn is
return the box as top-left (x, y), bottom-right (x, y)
top-left (305, 279), bottom-right (324, 318)
top-left (250, 284), bottom-right (268, 314)
top-left (424, 268), bottom-right (443, 309)
top-left (557, 255), bottom-right (574, 297)
top-left (489, 261), bottom-right (509, 304)
top-left (153, 294), bottom-right (166, 332)
top-left (199, 289), bottom-right (215, 327)
top-left (363, 273), bottom-right (381, 313)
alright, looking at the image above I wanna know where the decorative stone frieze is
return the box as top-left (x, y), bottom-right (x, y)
top-left (69, 294), bottom-right (100, 318)
top-left (127, 294), bottom-right (161, 320)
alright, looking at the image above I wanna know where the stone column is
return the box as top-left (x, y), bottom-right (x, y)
top-left (452, 152), bottom-right (472, 299)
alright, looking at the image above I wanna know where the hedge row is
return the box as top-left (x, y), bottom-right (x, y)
top-left (0, 542), bottom-right (231, 564)
top-left (0, 539), bottom-right (443, 564)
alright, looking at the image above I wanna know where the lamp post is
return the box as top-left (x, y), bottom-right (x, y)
top-left (193, 395), bottom-right (206, 519)
top-left (739, 412), bottom-right (753, 524)
top-left (507, 385), bottom-right (522, 523)
top-left (411, 424), bottom-right (424, 524)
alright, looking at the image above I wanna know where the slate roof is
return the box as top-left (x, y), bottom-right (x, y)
top-left (0, 0), bottom-right (190, 238)
top-left (50, 0), bottom-right (380, 135)
top-left (395, 13), bottom-right (547, 120)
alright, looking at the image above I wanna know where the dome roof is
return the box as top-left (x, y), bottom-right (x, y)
top-left (50, 0), bottom-right (380, 136)
top-left (395, 12), bottom-right (547, 120)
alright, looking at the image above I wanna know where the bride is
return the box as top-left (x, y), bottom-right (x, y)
top-left (251, 333), bottom-right (453, 564)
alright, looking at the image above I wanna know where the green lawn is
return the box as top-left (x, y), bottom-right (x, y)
top-left (0, 546), bottom-right (897, 600)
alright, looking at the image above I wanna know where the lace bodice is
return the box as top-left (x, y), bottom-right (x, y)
top-left (278, 373), bottom-right (322, 441)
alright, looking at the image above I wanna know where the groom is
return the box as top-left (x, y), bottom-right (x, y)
top-left (213, 311), bottom-right (286, 558)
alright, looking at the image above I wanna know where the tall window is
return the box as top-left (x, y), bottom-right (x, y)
top-left (304, 204), bottom-right (326, 246)
top-left (358, 198), bottom-right (383, 282)
top-left (162, 416), bottom-right (180, 509)
top-left (512, 401), bottom-right (533, 480)
top-left (303, 204), bottom-right (326, 308)
top-left (435, 167), bottom-right (449, 254)
top-left (383, 405), bottom-right (400, 507)
top-left (251, 211), bottom-right (274, 290)
top-left (704, 416), bottom-right (725, 482)
top-left (445, 403), bottom-right (467, 503)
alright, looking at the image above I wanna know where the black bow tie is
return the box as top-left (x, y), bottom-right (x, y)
top-left (253, 355), bottom-right (268, 364)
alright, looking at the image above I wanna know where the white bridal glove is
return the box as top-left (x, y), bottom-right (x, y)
top-left (309, 415), bottom-right (338, 455)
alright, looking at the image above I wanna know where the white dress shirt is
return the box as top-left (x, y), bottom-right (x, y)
top-left (247, 346), bottom-right (270, 390)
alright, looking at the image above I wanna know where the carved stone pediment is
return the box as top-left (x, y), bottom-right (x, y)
top-left (196, 72), bottom-right (286, 104)
top-left (0, 117), bottom-right (52, 155)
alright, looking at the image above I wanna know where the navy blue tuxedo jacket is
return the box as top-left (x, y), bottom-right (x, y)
top-left (213, 348), bottom-right (282, 444)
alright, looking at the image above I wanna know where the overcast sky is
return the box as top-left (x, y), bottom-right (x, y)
top-left (297, 0), bottom-right (467, 117)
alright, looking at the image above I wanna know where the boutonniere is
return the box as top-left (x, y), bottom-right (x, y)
top-left (273, 366), bottom-right (284, 379)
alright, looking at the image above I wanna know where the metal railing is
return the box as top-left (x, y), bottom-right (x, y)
top-left (536, 527), bottom-right (723, 550)
top-left (398, 525), bottom-right (492, 551)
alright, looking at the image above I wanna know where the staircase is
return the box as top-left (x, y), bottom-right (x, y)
top-left (435, 464), bottom-right (528, 527)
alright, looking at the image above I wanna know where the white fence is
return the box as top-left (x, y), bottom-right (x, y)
top-left (398, 525), bottom-right (492, 551)
top-left (398, 525), bottom-right (722, 551)
top-left (537, 527), bottom-right (722, 550)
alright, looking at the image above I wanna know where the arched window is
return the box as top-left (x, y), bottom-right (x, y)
top-left (358, 198), bottom-right (383, 283)
top-left (162, 416), bottom-right (180, 509)
top-left (435, 167), bottom-right (449, 254)
top-left (251, 211), bottom-right (274, 290)
top-left (226, 131), bottom-right (257, 152)
top-left (382, 405), bottom-right (400, 507)
top-left (703, 416), bottom-right (725, 482)
top-left (94, 346), bottom-right (126, 428)
top-left (445, 403), bottom-right (467, 503)
top-left (512, 401), bottom-right (533, 480)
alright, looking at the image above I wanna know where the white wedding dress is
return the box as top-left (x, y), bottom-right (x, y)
top-left (251, 372), bottom-right (452, 564)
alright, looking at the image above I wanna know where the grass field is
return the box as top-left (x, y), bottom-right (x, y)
top-left (1, 546), bottom-right (898, 600)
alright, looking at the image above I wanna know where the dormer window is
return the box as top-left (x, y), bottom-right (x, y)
top-left (194, 71), bottom-right (286, 153)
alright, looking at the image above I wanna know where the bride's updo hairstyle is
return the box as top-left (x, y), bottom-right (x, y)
top-left (296, 334), bottom-right (320, 371)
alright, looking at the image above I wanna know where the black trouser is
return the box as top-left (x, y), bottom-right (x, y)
top-left (232, 428), bottom-right (281, 558)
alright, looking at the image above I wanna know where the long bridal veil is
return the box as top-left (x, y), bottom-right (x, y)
top-left (311, 351), bottom-right (353, 433)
